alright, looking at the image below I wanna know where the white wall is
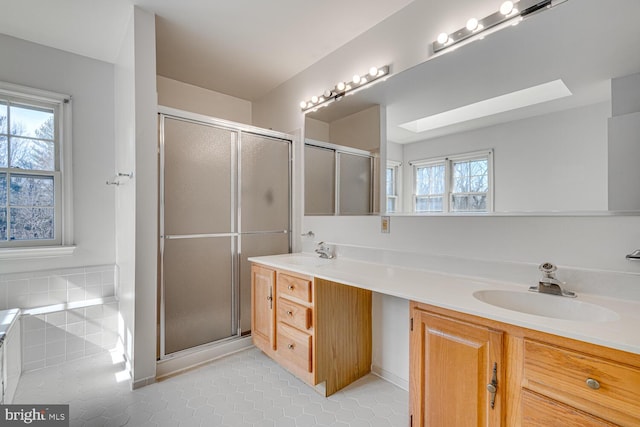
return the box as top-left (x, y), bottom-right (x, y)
top-left (402, 102), bottom-right (609, 212)
top-left (114, 8), bottom-right (137, 379)
top-left (0, 34), bottom-right (116, 274)
top-left (114, 6), bottom-right (158, 387)
top-left (157, 76), bottom-right (252, 124)
top-left (132, 7), bottom-right (159, 387)
top-left (609, 72), bottom-right (640, 211)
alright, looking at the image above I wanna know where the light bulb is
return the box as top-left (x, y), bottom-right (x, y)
top-left (369, 67), bottom-right (378, 77)
top-left (323, 89), bottom-right (333, 98)
top-left (466, 18), bottom-right (479, 31)
top-left (353, 74), bottom-right (362, 84)
top-left (337, 82), bottom-right (346, 91)
top-left (437, 32), bottom-right (449, 44)
top-left (500, 1), bottom-right (514, 15)
top-left (311, 96), bottom-right (318, 103)
top-left (299, 101), bottom-right (307, 109)
top-left (360, 77), bottom-right (368, 84)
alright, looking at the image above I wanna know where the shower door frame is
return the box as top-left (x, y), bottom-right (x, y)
top-left (158, 106), bottom-right (292, 360)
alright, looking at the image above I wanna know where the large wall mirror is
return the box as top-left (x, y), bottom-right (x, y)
top-left (304, 0), bottom-right (640, 216)
top-left (304, 105), bottom-right (382, 215)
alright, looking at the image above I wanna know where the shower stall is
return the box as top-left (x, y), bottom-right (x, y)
top-left (158, 109), bottom-right (291, 358)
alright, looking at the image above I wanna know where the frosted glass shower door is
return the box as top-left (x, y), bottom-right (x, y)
top-left (338, 152), bottom-right (372, 215)
top-left (239, 133), bottom-right (291, 334)
top-left (161, 117), bottom-right (236, 355)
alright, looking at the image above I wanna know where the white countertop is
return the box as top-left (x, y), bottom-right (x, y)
top-left (248, 253), bottom-right (640, 355)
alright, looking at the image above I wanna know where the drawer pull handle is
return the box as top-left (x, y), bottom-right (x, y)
top-left (288, 285), bottom-right (294, 290)
top-left (586, 378), bottom-right (600, 390)
top-left (287, 310), bottom-right (293, 316)
top-left (288, 343), bottom-right (295, 350)
top-left (486, 362), bottom-right (498, 409)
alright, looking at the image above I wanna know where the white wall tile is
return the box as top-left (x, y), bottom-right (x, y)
top-left (28, 277), bottom-right (49, 294)
top-left (46, 326), bottom-right (66, 344)
top-left (45, 311), bottom-right (66, 326)
top-left (46, 340), bottom-right (66, 358)
top-left (24, 329), bottom-right (46, 348)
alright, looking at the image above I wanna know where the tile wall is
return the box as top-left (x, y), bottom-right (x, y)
top-left (0, 265), bottom-right (119, 372)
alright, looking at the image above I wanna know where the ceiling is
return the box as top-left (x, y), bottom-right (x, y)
top-left (0, 0), bottom-right (414, 101)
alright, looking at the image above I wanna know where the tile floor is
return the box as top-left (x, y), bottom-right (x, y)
top-left (14, 347), bottom-right (408, 426)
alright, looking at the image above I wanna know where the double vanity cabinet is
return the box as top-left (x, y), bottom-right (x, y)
top-left (410, 302), bottom-right (640, 427)
top-left (250, 256), bottom-right (640, 426)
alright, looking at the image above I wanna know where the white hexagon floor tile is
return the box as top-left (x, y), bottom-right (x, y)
top-left (14, 347), bottom-right (408, 426)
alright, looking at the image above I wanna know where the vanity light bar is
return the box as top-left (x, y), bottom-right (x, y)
top-left (299, 65), bottom-right (390, 112)
top-left (433, 0), bottom-right (568, 53)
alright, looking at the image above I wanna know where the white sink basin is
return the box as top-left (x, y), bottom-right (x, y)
top-left (279, 255), bottom-right (333, 267)
top-left (473, 290), bottom-right (619, 322)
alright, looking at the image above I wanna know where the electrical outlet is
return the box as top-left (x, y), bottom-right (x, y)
top-left (381, 216), bottom-right (390, 233)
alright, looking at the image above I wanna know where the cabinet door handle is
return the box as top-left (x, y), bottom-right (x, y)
top-left (486, 362), bottom-right (498, 409)
top-left (288, 285), bottom-right (294, 290)
top-left (288, 343), bottom-right (295, 350)
top-left (586, 378), bottom-right (600, 390)
top-left (287, 310), bottom-right (293, 316)
top-left (267, 286), bottom-right (273, 309)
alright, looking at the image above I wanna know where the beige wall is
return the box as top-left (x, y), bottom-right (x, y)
top-left (157, 76), bottom-right (252, 124)
top-left (304, 117), bottom-right (330, 142)
top-left (330, 105), bottom-right (381, 152)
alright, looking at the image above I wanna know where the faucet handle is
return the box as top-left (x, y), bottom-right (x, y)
top-left (539, 262), bottom-right (557, 277)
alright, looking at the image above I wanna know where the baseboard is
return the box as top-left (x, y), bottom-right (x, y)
top-left (156, 336), bottom-right (254, 380)
top-left (371, 364), bottom-right (409, 391)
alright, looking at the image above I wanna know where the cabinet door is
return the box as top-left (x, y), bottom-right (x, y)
top-left (251, 265), bottom-right (276, 352)
top-left (410, 309), bottom-right (503, 427)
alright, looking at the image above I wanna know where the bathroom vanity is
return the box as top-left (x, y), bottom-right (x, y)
top-left (250, 253), bottom-right (640, 426)
top-left (410, 301), bottom-right (640, 426)
top-left (250, 263), bottom-right (372, 396)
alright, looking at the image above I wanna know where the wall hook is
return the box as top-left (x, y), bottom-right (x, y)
top-left (106, 172), bottom-right (134, 186)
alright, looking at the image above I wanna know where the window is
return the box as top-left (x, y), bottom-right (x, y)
top-left (413, 150), bottom-right (492, 213)
top-left (0, 82), bottom-right (71, 248)
top-left (386, 160), bottom-right (401, 213)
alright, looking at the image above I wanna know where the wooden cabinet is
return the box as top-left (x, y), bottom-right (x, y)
top-left (410, 302), bottom-right (503, 427)
top-left (251, 263), bottom-right (372, 396)
top-left (251, 264), bottom-right (276, 353)
top-left (410, 301), bottom-right (640, 427)
top-left (522, 339), bottom-right (640, 426)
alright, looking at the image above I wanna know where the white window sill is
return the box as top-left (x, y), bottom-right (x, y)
top-left (0, 245), bottom-right (76, 260)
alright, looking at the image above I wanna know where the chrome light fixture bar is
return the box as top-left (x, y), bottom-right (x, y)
top-left (300, 65), bottom-right (390, 112)
top-left (433, 0), bottom-right (568, 53)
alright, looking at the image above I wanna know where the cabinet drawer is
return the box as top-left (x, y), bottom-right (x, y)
top-left (277, 298), bottom-right (311, 331)
top-left (522, 390), bottom-right (617, 427)
top-left (277, 323), bottom-right (312, 373)
top-left (523, 339), bottom-right (640, 425)
top-left (277, 273), bottom-right (312, 302)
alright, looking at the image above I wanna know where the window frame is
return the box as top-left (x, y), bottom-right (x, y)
top-left (412, 149), bottom-right (493, 214)
top-left (0, 81), bottom-right (73, 252)
top-left (386, 160), bottom-right (402, 213)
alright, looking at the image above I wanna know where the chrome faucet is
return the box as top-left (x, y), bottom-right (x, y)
top-left (528, 262), bottom-right (576, 297)
top-left (315, 242), bottom-right (335, 259)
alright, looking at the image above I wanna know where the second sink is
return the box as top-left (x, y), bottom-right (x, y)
top-left (473, 290), bottom-right (619, 322)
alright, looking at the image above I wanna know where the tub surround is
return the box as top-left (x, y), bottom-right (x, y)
top-left (0, 265), bottom-right (119, 372)
top-left (0, 308), bottom-right (21, 403)
top-left (249, 253), bottom-right (640, 356)
top-left (0, 309), bottom-right (20, 345)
